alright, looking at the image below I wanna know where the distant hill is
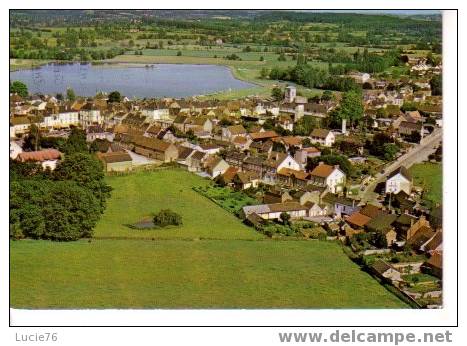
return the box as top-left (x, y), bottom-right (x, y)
top-left (10, 9), bottom-right (441, 27)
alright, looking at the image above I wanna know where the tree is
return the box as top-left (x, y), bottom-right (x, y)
top-left (321, 90), bottom-right (335, 101)
top-left (60, 127), bottom-right (88, 154)
top-left (333, 89), bottom-right (364, 127)
top-left (177, 50), bottom-right (182, 56)
top-left (259, 67), bottom-right (269, 79)
top-left (271, 87), bottom-right (283, 101)
top-left (307, 154), bottom-right (353, 176)
top-left (294, 115), bottom-right (317, 136)
top-left (280, 212), bottom-right (291, 226)
top-left (10, 178), bottom-right (100, 241)
top-left (154, 209), bottom-right (182, 227)
top-left (383, 143), bottom-right (398, 161)
top-left (41, 181), bottom-right (101, 240)
top-left (10, 81), bottom-right (28, 97)
top-left (24, 123), bottom-right (41, 151)
top-left (66, 87), bottom-right (76, 101)
top-left (54, 152), bottom-right (112, 213)
top-left (272, 141), bottom-right (286, 153)
top-left (407, 131), bottom-right (422, 144)
top-left (108, 90), bottom-right (122, 103)
top-left (430, 75), bottom-right (442, 96)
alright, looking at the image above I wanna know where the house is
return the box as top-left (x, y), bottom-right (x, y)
top-left (284, 85), bottom-right (297, 103)
top-left (173, 115), bottom-right (188, 132)
top-left (222, 124), bottom-right (247, 141)
top-left (391, 190), bottom-right (416, 213)
top-left (249, 130), bottom-right (279, 142)
top-left (294, 146), bottom-right (321, 167)
top-left (232, 136), bottom-right (251, 150)
top-left (16, 148), bottom-right (62, 170)
top-left (365, 214), bottom-right (398, 247)
top-left (133, 136), bottom-right (178, 162)
top-left (422, 252), bottom-right (442, 278)
top-left (224, 151), bottom-right (247, 169)
top-left (9, 141), bottom-right (23, 159)
top-left (345, 212), bottom-right (372, 230)
top-left (420, 230), bottom-right (442, 254)
top-left (406, 215), bottom-right (432, 241)
top-left (405, 110), bottom-right (423, 123)
top-left (97, 151), bottom-right (133, 172)
top-left (385, 166), bottom-right (412, 195)
top-left (261, 153), bottom-right (301, 183)
top-left (80, 102), bottom-right (103, 126)
top-left (406, 225), bottom-right (435, 250)
top-left (242, 201), bottom-right (309, 220)
top-left (310, 128), bottom-right (335, 147)
top-left (309, 162), bottom-right (346, 193)
top-left (277, 168), bottom-right (310, 189)
top-left (392, 213), bottom-right (418, 239)
top-left (263, 190), bottom-right (293, 204)
top-left (370, 260), bottom-right (403, 284)
top-left (176, 146), bottom-right (195, 168)
top-left (186, 150), bottom-right (206, 172)
top-left (333, 196), bottom-right (360, 218)
top-left (204, 156), bottom-right (229, 178)
top-left (185, 117), bottom-right (213, 134)
top-left (399, 121), bottom-right (423, 138)
top-left (10, 116), bottom-right (32, 137)
top-left (233, 171), bottom-right (260, 190)
top-left (291, 190), bottom-right (321, 206)
top-left (217, 166), bottom-right (239, 186)
top-left (249, 140), bottom-right (273, 155)
top-left (306, 202), bottom-right (328, 217)
top-left (360, 204), bottom-right (385, 219)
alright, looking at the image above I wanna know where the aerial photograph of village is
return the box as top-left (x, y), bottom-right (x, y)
top-left (10, 10), bottom-right (443, 310)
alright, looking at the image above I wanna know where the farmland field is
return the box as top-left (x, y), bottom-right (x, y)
top-left (10, 239), bottom-right (407, 309)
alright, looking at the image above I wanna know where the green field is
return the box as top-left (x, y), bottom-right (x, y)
top-left (10, 168), bottom-right (408, 308)
top-left (93, 169), bottom-right (262, 240)
top-left (10, 239), bottom-right (407, 309)
top-left (409, 162), bottom-right (442, 205)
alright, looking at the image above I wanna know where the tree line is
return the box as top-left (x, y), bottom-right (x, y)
top-left (10, 127), bottom-right (112, 241)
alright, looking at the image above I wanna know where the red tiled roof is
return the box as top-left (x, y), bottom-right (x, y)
top-left (17, 149), bottom-right (61, 162)
top-left (249, 131), bottom-right (279, 140)
top-left (346, 212), bottom-right (371, 228)
top-left (310, 164), bottom-right (336, 178)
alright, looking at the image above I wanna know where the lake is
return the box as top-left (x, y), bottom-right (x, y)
top-left (10, 63), bottom-right (256, 98)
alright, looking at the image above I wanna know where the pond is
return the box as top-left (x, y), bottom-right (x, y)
top-left (10, 63), bottom-right (256, 98)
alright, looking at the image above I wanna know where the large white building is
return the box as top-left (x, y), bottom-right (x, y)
top-left (385, 166), bottom-right (412, 195)
top-left (309, 162), bottom-right (346, 194)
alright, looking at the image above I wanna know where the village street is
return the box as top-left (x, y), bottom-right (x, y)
top-left (361, 127), bottom-right (442, 203)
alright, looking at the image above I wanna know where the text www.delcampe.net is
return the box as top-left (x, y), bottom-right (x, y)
top-left (278, 330), bottom-right (453, 345)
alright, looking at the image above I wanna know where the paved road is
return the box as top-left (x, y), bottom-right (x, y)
top-left (360, 127), bottom-right (442, 203)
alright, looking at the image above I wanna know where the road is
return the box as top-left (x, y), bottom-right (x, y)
top-left (360, 127), bottom-right (442, 203)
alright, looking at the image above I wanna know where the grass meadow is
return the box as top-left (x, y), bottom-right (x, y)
top-left (409, 162), bottom-right (442, 205)
top-left (10, 168), bottom-right (408, 309)
top-left (10, 239), bottom-right (407, 309)
top-left (93, 169), bottom-right (262, 240)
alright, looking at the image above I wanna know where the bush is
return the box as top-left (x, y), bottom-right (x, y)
top-left (154, 209), bottom-right (182, 227)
